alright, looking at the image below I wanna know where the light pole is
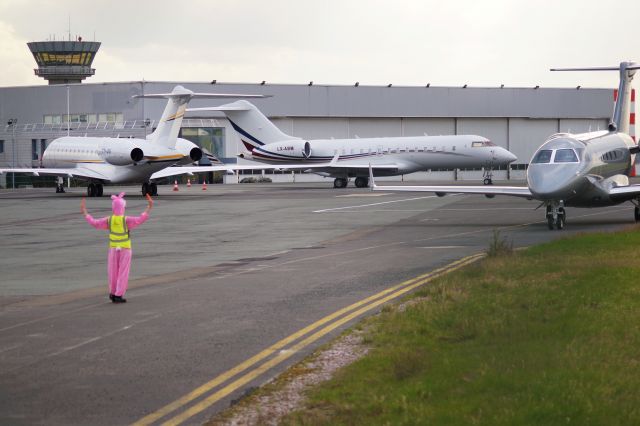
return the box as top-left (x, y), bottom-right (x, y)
top-left (8, 118), bottom-right (17, 189)
top-left (66, 85), bottom-right (70, 136)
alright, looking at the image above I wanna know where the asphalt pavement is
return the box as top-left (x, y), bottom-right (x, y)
top-left (0, 182), bottom-right (636, 425)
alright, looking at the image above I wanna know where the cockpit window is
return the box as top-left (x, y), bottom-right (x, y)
top-left (532, 149), bottom-right (553, 164)
top-left (554, 149), bottom-right (579, 163)
top-left (471, 141), bottom-right (496, 147)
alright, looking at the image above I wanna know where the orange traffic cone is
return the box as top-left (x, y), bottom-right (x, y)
top-left (202, 181), bottom-right (207, 191)
top-left (173, 180), bottom-right (179, 191)
top-left (187, 178), bottom-right (191, 188)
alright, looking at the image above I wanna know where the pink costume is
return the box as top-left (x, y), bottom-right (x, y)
top-left (84, 192), bottom-right (149, 300)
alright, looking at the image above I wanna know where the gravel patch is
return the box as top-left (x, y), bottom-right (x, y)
top-left (207, 330), bottom-right (369, 426)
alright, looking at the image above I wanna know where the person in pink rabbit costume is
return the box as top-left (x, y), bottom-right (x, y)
top-left (81, 192), bottom-right (153, 303)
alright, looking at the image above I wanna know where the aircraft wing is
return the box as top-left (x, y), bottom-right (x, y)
top-left (151, 158), bottom-right (400, 180)
top-left (368, 166), bottom-right (532, 198)
top-left (0, 167), bottom-right (110, 181)
top-left (608, 185), bottom-right (640, 198)
top-left (371, 183), bottom-right (533, 198)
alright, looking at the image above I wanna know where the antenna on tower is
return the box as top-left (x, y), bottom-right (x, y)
top-left (68, 14), bottom-right (71, 41)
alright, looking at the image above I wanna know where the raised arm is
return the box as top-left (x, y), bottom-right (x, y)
top-left (81, 197), bottom-right (109, 230)
top-left (126, 194), bottom-right (153, 229)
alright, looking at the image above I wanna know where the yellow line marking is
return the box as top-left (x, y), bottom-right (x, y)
top-left (132, 253), bottom-right (484, 426)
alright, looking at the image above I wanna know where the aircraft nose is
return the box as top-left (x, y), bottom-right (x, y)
top-left (495, 148), bottom-right (517, 164)
top-left (527, 164), bottom-right (581, 199)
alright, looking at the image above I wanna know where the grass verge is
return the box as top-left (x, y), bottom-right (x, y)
top-left (281, 228), bottom-right (640, 425)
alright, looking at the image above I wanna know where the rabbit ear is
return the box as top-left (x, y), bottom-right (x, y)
top-left (118, 192), bottom-right (126, 198)
top-left (111, 194), bottom-right (118, 200)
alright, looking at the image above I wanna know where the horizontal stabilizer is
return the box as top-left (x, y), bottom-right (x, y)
top-left (135, 93), bottom-right (268, 100)
top-left (133, 85), bottom-right (268, 100)
top-left (186, 106), bottom-right (252, 112)
top-left (551, 65), bottom-right (640, 71)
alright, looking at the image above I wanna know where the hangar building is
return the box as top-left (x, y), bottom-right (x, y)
top-left (0, 80), bottom-right (615, 187)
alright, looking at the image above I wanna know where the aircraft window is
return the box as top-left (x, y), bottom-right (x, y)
top-left (532, 149), bottom-right (553, 164)
top-left (554, 149), bottom-right (579, 163)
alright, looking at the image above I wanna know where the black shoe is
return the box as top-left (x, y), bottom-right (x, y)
top-left (109, 293), bottom-right (115, 301)
top-left (112, 295), bottom-right (127, 303)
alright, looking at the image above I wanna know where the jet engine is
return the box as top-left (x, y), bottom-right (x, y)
top-left (264, 140), bottom-right (311, 159)
top-left (101, 144), bottom-right (144, 166)
top-left (174, 138), bottom-right (203, 165)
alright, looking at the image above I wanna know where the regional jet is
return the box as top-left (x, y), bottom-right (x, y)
top-left (370, 61), bottom-right (640, 230)
top-left (180, 101), bottom-right (517, 188)
top-left (0, 86), bottom-right (266, 197)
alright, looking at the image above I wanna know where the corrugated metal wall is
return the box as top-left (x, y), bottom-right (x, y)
top-left (0, 81), bottom-right (615, 183)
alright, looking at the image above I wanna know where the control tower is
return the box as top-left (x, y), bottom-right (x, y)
top-left (27, 38), bottom-right (101, 84)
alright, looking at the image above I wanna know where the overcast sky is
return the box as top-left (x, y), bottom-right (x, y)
top-left (1, 0), bottom-right (638, 88)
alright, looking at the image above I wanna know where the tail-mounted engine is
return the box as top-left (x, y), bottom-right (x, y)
top-left (99, 141), bottom-right (144, 165)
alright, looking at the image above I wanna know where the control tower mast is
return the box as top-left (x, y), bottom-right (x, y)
top-left (27, 37), bottom-right (101, 85)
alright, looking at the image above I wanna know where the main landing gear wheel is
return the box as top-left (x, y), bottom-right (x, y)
top-left (333, 177), bottom-right (348, 188)
top-left (141, 182), bottom-right (157, 197)
top-left (635, 206), bottom-right (640, 222)
top-left (87, 183), bottom-right (104, 197)
top-left (354, 177), bottom-right (369, 188)
top-left (483, 177), bottom-right (493, 185)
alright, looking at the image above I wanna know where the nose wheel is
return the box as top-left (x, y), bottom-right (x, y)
top-left (546, 203), bottom-right (565, 230)
top-left (483, 168), bottom-right (494, 185)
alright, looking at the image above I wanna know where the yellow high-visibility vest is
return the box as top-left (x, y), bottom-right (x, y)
top-left (108, 215), bottom-right (131, 249)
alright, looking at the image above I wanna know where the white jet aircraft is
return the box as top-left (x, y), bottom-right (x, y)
top-left (370, 61), bottom-right (640, 230)
top-left (177, 101), bottom-right (517, 188)
top-left (0, 86), bottom-right (266, 197)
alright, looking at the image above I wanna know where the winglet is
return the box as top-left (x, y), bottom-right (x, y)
top-left (368, 163), bottom-right (376, 191)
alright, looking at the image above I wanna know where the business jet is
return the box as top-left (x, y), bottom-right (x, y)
top-left (370, 61), bottom-right (640, 230)
top-left (183, 101), bottom-right (517, 188)
top-left (0, 86), bottom-right (265, 197)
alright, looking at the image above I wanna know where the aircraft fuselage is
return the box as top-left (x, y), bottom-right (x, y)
top-left (527, 131), bottom-right (636, 207)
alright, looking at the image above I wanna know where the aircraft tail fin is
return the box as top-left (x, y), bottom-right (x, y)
top-left (134, 87), bottom-right (268, 149)
top-left (187, 101), bottom-right (297, 152)
top-left (551, 61), bottom-right (640, 134)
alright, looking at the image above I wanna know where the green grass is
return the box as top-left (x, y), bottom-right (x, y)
top-left (282, 228), bottom-right (640, 425)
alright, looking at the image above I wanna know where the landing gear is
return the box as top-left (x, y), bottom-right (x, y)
top-left (546, 202), bottom-right (565, 230)
top-left (354, 177), bottom-right (369, 188)
top-left (635, 206), bottom-right (640, 222)
top-left (333, 177), bottom-right (348, 188)
top-left (141, 182), bottom-right (158, 197)
top-left (483, 168), bottom-right (494, 185)
top-left (87, 183), bottom-right (103, 197)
